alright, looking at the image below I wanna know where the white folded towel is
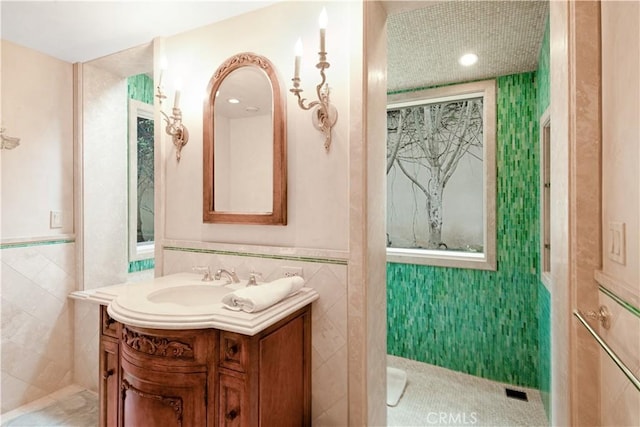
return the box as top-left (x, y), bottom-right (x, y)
top-left (221, 276), bottom-right (305, 313)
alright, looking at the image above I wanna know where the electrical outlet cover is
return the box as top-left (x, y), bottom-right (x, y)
top-left (282, 266), bottom-right (303, 278)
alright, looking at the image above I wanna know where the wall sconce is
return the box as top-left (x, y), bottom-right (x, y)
top-left (156, 62), bottom-right (189, 162)
top-left (0, 128), bottom-right (20, 150)
top-left (290, 7), bottom-right (338, 152)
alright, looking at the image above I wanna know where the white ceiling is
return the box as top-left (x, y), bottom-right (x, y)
top-left (1, 0), bottom-right (549, 92)
top-left (0, 1), bottom-right (279, 63)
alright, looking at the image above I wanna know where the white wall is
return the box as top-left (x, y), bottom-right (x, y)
top-left (162, 1), bottom-right (350, 250)
top-left (228, 114), bottom-right (272, 212)
top-left (81, 63), bottom-right (128, 290)
top-left (1, 40), bottom-right (76, 413)
top-left (213, 116), bottom-right (231, 209)
top-left (1, 40), bottom-right (74, 239)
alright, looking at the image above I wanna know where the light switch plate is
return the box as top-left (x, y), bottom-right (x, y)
top-left (608, 221), bottom-right (625, 265)
top-left (50, 210), bottom-right (63, 229)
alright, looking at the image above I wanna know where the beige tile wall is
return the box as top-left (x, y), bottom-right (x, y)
top-left (599, 292), bottom-right (640, 426)
top-left (1, 243), bottom-right (76, 413)
top-left (569, 1), bottom-right (603, 425)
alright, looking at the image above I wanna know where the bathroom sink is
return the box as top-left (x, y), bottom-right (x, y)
top-left (104, 272), bottom-right (319, 332)
top-left (147, 285), bottom-right (232, 307)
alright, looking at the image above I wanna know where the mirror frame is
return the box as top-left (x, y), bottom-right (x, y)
top-left (203, 52), bottom-right (287, 225)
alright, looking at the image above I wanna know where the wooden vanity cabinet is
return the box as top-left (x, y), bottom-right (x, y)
top-left (217, 310), bottom-right (310, 427)
top-left (99, 304), bottom-right (311, 427)
top-left (99, 306), bottom-right (121, 427)
top-left (119, 325), bottom-right (214, 427)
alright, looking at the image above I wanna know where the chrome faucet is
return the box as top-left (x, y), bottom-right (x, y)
top-left (214, 268), bottom-right (240, 283)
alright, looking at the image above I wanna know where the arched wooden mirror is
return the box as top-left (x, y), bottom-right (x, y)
top-left (203, 52), bottom-right (286, 224)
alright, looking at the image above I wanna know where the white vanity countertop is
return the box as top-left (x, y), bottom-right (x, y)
top-left (69, 273), bottom-right (319, 336)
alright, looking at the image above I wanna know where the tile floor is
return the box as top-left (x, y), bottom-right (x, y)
top-left (1, 357), bottom-right (549, 427)
top-left (0, 386), bottom-right (96, 427)
top-left (387, 355), bottom-right (549, 427)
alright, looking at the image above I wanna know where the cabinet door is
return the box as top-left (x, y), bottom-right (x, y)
top-left (121, 365), bottom-right (207, 427)
top-left (218, 374), bottom-right (248, 427)
top-left (99, 338), bottom-right (119, 427)
top-left (259, 314), bottom-right (310, 427)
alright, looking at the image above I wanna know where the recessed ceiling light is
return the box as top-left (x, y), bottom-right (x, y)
top-left (459, 53), bottom-right (478, 67)
top-left (245, 106), bottom-right (260, 113)
top-left (227, 98), bottom-right (240, 104)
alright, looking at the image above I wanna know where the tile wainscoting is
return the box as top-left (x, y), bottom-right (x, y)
top-left (1, 240), bottom-right (76, 413)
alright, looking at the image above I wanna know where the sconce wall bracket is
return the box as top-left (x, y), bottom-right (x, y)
top-left (290, 57), bottom-right (338, 152)
top-left (311, 103), bottom-right (337, 151)
top-left (156, 86), bottom-right (189, 162)
top-left (160, 107), bottom-right (189, 162)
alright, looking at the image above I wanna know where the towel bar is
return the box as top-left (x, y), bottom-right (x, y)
top-left (574, 310), bottom-right (640, 392)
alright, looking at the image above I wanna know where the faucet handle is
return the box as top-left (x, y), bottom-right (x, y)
top-left (192, 266), bottom-right (213, 281)
top-left (248, 272), bottom-right (263, 286)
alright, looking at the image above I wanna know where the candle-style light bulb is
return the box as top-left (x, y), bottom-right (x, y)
top-left (173, 78), bottom-right (182, 109)
top-left (294, 38), bottom-right (303, 80)
top-left (158, 56), bottom-right (168, 88)
top-left (319, 7), bottom-right (327, 53)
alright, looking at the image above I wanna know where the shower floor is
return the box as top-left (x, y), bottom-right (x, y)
top-left (387, 355), bottom-right (549, 427)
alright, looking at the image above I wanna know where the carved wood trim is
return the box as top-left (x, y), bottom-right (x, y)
top-left (122, 326), bottom-right (194, 359)
top-left (103, 314), bottom-right (116, 329)
top-left (213, 52), bottom-right (269, 80)
top-left (121, 379), bottom-right (183, 426)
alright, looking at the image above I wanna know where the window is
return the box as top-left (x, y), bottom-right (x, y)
top-left (540, 107), bottom-right (551, 283)
top-left (128, 99), bottom-right (154, 262)
top-left (386, 80), bottom-right (496, 270)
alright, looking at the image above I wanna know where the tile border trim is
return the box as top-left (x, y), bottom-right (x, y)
top-left (163, 245), bottom-right (348, 266)
top-left (0, 237), bottom-right (75, 250)
top-left (599, 285), bottom-right (640, 319)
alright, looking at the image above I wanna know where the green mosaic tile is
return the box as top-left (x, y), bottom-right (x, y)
top-left (0, 239), bottom-right (74, 249)
top-left (537, 16), bottom-right (550, 118)
top-left (128, 74), bottom-right (154, 104)
top-left (538, 283), bottom-right (551, 420)
top-left (128, 258), bottom-right (155, 273)
top-left (387, 71), bottom-right (541, 388)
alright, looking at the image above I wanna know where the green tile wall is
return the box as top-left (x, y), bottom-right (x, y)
top-left (128, 74), bottom-right (154, 104)
top-left (537, 14), bottom-right (551, 420)
top-left (128, 258), bottom-right (155, 273)
top-left (127, 73), bottom-right (155, 272)
top-left (387, 71), bottom-right (541, 388)
top-left (538, 282), bottom-right (551, 417)
top-left (537, 16), bottom-right (550, 118)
